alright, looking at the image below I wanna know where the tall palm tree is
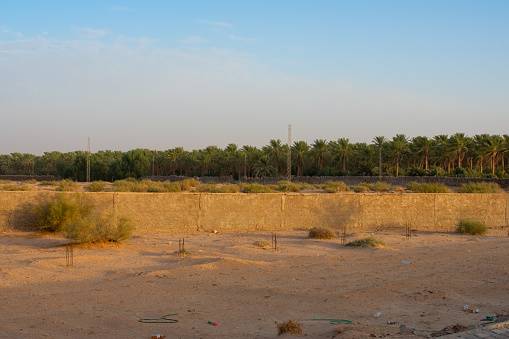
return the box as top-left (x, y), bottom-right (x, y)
top-left (411, 136), bottom-right (433, 171)
top-left (263, 139), bottom-right (284, 176)
top-left (472, 134), bottom-right (489, 173)
top-left (292, 141), bottom-right (309, 177)
top-left (331, 138), bottom-right (353, 173)
top-left (390, 135), bottom-right (409, 177)
top-left (447, 133), bottom-right (469, 168)
top-left (484, 135), bottom-right (504, 175)
top-left (311, 139), bottom-right (328, 171)
top-left (372, 136), bottom-right (387, 178)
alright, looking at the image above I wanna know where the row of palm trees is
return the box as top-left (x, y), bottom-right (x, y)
top-left (1, 133), bottom-right (508, 180)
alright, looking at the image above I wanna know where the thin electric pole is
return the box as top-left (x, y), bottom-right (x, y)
top-left (86, 137), bottom-right (91, 182)
top-left (287, 124), bottom-right (292, 182)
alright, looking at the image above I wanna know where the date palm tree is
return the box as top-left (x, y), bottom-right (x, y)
top-left (263, 139), bottom-right (284, 176)
top-left (390, 134), bottom-right (409, 177)
top-left (254, 155), bottom-right (277, 178)
top-left (411, 136), bottom-right (433, 171)
top-left (331, 138), bottom-right (353, 173)
top-left (484, 135), bottom-right (504, 175)
top-left (311, 139), bottom-right (328, 171)
top-left (292, 141), bottom-right (309, 177)
top-left (372, 136), bottom-right (387, 178)
top-left (447, 133), bottom-right (469, 168)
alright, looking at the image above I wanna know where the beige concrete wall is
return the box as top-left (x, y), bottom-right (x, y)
top-left (1, 192), bottom-right (507, 232)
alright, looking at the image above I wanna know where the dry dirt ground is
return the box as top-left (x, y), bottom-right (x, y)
top-left (0, 229), bottom-right (508, 339)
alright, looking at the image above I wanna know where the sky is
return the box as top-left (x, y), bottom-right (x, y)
top-left (1, 1), bottom-right (508, 155)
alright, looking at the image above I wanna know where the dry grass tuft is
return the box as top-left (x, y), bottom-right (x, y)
top-left (276, 320), bottom-right (303, 336)
top-left (255, 240), bottom-right (271, 248)
top-left (309, 227), bottom-right (336, 239)
top-left (346, 236), bottom-right (386, 248)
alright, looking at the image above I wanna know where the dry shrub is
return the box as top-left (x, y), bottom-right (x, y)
top-left (196, 183), bottom-right (217, 192)
top-left (55, 179), bottom-right (79, 192)
top-left (163, 182), bottom-right (182, 192)
top-left (215, 184), bottom-right (240, 193)
top-left (180, 178), bottom-right (201, 191)
top-left (40, 180), bottom-right (59, 186)
top-left (34, 194), bottom-right (91, 233)
top-left (372, 181), bottom-right (391, 192)
top-left (255, 240), bottom-right (270, 248)
top-left (0, 180), bottom-right (12, 184)
top-left (394, 186), bottom-right (405, 192)
top-left (346, 236), bottom-right (385, 248)
top-left (323, 181), bottom-right (349, 193)
top-left (86, 181), bottom-right (107, 192)
top-left (243, 183), bottom-right (272, 193)
top-left (309, 227), bottom-right (336, 239)
top-left (64, 212), bottom-right (134, 243)
top-left (25, 179), bottom-right (37, 184)
top-left (276, 320), bottom-right (303, 336)
top-left (277, 181), bottom-right (301, 192)
top-left (0, 185), bottom-right (30, 191)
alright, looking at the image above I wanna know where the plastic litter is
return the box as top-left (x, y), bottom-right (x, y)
top-left (208, 320), bottom-right (218, 326)
top-left (151, 335), bottom-right (166, 339)
top-left (463, 305), bottom-right (479, 313)
top-left (374, 312), bottom-right (382, 318)
top-left (401, 261), bottom-right (412, 264)
top-left (387, 321), bottom-right (396, 324)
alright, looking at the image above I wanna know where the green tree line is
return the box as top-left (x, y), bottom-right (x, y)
top-left (1, 133), bottom-right (508, 181)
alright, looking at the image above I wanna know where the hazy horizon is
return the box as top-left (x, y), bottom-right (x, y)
top-left (1, 1), bottom-right (508, 155)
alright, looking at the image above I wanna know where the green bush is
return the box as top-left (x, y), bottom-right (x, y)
top-left (243, 183), bottom-right (272, 193)
top-left (35, 194), bottom-right (134, 243)
top-left (323, 181), bottom-right (350, 193)
top-left (34, 194), bottom-right (90, 232)
top-left (346, 236), bottom-right (386, 248)
top-left (309, 227), bottom-right (336, 239)
top-left (64, 212), bottom-right (134, 243)
top-left (55, 179), bottom-right (79, 192)
top-left (352, 183), bottom-right (371, 192)
top-left (86, 181), bottom-right (107, 192)
top-left (407, 182), bottom-right (451, 193)
top-left (372, 181), bottom-right (391, 192)
top-left (457, 182), bottom-right (501, 193)
top-left (113, 179), bottom-right (147, 192)
top-left (0, 184), bottom-right (30, 191)
top-left (455, 219), bottom-right (488, 235)
top-left (277, 181), bottom-right (301, 192)
top-left (146, 184), bottom-right (165, 192)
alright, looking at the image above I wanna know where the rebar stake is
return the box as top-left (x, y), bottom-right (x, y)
top-left (66, 244), bottom-right (74, 268)
top-left (272, 233), bottom-right (278, 252)
top-left (341, 225), bottom-right (347, 246)
top-left (405, 223), bottom-right (411, 239)
top-left (179, 238), bottom-right (186, 258)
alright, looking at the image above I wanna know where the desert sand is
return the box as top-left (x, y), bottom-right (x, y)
top-left (0, 228), bottom-right (508, 338)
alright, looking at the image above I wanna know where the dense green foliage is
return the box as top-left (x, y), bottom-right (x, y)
top-left (456, 182), bottom-right (501, 193)
top-left (455, 219), bottom-right (488, 235)
top-left (35, 194), bottom-right (134, 243)
top-left (2, 133), bottom-right (509, 181)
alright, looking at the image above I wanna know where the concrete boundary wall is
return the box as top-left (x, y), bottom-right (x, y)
top-left (0, 192), bottom-right (507, 232)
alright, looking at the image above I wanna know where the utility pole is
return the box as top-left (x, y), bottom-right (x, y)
top-left (287, 124), bottom-right (292, 182)
top-left (86, 137), bottom-right (91, 182)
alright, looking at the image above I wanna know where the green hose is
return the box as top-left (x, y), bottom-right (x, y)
top-left (138, 314), bottom-right (179, 323)
top-left (301, 319), bottom-right (353, 324)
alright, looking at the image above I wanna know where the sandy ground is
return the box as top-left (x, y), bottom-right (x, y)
top-left (0, 229), bottom-right (508, 339)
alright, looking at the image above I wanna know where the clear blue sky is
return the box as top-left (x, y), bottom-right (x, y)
top-left (1, 1), bottom-right (508, 154)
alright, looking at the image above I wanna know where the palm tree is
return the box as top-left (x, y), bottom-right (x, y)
top-left (390, 134), bottom-right (409, 177)
top-left (263, 139), bottom-right (284, 176)
top-left (331, 138), bottom-right (353, 173)
top-left (411, 136), bottom-right (433, 171)
top-left (447, 133), bottom-right (469, 168)
top-left (311, 139), bottom-right (328, 171)
top-left (292, 141), bottom-right (309, 177)
top-left (372, 136), bottom-right (387, 178)
top-left (484, 135), bottom-right (504, 175)
top-left (253, 155), bottom-right (277, 178)
top-left (472, 134), bottom-right (489, 173)
top-left (241, 145), bottom-right (262, 178)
